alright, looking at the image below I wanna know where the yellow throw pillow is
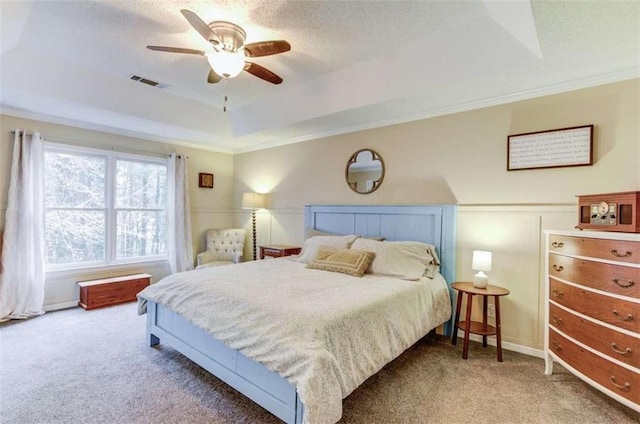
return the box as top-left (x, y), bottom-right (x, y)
top-left (306, 247), bottom-right (375, 277)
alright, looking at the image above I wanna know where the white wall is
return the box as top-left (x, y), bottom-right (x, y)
top-left (0, 114), bottom-right (234, 309)
top-left (233, 79), bottom-right (640, 353)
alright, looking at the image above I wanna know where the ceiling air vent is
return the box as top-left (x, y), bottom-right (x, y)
top-left (129, 74), bottom-right (169, 89)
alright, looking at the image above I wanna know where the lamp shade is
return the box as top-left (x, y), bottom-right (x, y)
top-left (241, 192), bottom-right (265, 210)
top-left (472, 250), bottom-right (492, 272)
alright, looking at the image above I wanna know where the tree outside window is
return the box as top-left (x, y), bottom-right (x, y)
top-left (44, 145), bottom-right (167, 269)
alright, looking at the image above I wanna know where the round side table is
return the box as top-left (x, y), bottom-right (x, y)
top-left (451, 282), bottom-right (510, 362)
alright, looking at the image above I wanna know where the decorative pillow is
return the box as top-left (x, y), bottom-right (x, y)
top-left (350, 238), bottom-right (438, 280)
top-left (292, 234), bottom-right (358, 263)
top-left (306, 247), bottom-right (375, 277)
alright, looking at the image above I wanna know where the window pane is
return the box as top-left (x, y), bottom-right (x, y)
top-left (116, 160), bottom-right (167, 209)
top-left (116, 210), bottom-right (167, 259)
top-left (44, 152), bottom-right (105, 208)
top-left (45, 210), bottom-right (105, 264)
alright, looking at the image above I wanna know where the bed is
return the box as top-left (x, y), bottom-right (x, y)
top-left (138, 205), bottom-right (456, 424)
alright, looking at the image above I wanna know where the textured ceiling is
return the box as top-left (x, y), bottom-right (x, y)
top-left (1, 1), bottom-right (638, 153)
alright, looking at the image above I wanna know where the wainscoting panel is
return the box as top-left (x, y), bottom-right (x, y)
top-left (457, 209), bottom-right (542, 349)
top-left (457, 205), bottom-right (575, 351)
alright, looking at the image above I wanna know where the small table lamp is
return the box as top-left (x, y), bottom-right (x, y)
top-left (472, 250), bottom-right (492, 288)
top-left (242, 192), bottom-right (265, 261)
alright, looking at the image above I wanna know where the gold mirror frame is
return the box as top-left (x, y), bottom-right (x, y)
top-left (345, 148), bottom-right (385, 194)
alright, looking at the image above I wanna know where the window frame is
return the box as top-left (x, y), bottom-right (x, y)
top-left (44, 142), bottom-right (168, 272)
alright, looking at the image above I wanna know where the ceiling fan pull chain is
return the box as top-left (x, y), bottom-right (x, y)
top-left (223, 78), bottom-right (229, 112)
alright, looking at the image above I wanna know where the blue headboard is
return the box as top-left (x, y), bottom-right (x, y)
top-left (304, 205), bottom-right (457, 334)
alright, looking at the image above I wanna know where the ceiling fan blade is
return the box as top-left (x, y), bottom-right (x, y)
top-left (244, 40), bottom-right (291, 58)
top-left (207, 69), bottom-right (222, 84)
top-left (180, 9), bottom-right (222, 45)
top-left (244, 61), bottom-right (283, 85)
top-left (147, 46), bottom-right (205, 56)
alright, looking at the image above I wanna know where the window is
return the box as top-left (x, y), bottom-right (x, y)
top-left (44, 144), bottom-right (167, 269)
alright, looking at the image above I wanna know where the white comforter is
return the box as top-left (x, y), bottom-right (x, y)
top-left (137, 258), bottom-right (451, 424)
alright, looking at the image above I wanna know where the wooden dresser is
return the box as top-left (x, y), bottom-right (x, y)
top-left (544, 230), bottom-right (639, 412)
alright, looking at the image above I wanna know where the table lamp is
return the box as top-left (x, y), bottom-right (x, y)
top-left (242, 192), bottom-right (265, 261)
top-left (472, 250), bottom-right (492, 288)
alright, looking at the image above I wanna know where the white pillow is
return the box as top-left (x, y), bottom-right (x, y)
top-left (292, 234), bottom-right (358, 263)
top-left (350, 238), bottom-right (438, 280)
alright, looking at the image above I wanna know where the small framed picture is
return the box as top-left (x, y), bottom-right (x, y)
top-left (198, 173), bottom-right (214, 188)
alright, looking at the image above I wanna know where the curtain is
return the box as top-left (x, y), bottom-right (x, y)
top-left (0, 131), bottom-right (46, 322)
top-left (167, 154), bottom-right (193, 273)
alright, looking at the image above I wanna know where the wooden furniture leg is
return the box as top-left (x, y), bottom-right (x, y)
top-left (462, 293), bottom-right (474, 360)
top-left (451, 289), bottom-right (463, 346)
top-left (482, 295), bottom-right (488, 348)
top-left (495, 295), bottom-right (503, 362)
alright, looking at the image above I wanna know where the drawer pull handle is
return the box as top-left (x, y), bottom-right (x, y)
top-left (551, 341), bottom-right (562, 351)
top-left (552, 289), bottom-right (564, 298)
top-left (551, 242), bottom-right (564, 248)
top-left (612, 278), bottom-right (635, 288)
top-left (552, 264), bottom-right (564, 272)
top-left (612, 310), bottom-right (634, 321)
top-left (610, 249), bottom-right (632, 258)
top-left (609, 376), bottom-right (631, 391)
top-left (551, 314), bottom-right (563, 326)
top-left (610, 343), bottom-right (632, 356)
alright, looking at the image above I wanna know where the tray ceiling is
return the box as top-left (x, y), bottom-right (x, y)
top-left (1, 1), bottom-right (638, 153)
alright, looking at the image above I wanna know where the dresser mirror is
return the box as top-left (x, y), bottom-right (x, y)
top-left (345, 149), bottom-right (385, 194)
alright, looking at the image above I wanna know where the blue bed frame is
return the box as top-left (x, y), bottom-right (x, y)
top-left (145, 204), bottom-right (457, 424)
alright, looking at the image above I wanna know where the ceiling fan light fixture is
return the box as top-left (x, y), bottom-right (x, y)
top-left (207, 50), bottom-right (245, 79)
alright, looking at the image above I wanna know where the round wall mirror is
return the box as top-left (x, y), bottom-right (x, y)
top-left (345, 148), bottom-right (385, 194)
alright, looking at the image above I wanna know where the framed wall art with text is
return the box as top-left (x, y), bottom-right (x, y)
top-left (507, 124), bottom-right (593, 171)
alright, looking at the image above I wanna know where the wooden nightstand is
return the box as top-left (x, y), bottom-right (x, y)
top-left (451, 282), bottom-right (510, 361)
top-left (259, 245), bottom-right (302, 259)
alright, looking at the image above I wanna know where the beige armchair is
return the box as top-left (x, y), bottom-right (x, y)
top-left (195, 228), bottom-right (247, 269)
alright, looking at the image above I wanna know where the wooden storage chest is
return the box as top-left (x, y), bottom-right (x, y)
top-left (77, 273), bottom-right (151, 310)
top-left (544, 230), bottom-right (640, 412)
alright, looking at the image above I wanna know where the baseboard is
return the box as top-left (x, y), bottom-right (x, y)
top-left (460, 334), bottom-right (544, 359)
top-left (43, 301), bottom-right (78, 312)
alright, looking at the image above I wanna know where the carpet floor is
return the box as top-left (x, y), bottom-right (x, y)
top-left (1, 303), bottom-right (638, 424)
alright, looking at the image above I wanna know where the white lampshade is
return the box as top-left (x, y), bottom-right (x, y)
top-left (207, 50), bottom-right (245, 78)
top-left (472, 250), bottom-right (492, 271)
top-left (241, 192), bottom-right (265, 210)
top-left (472, 250), bottom-right (492, 288)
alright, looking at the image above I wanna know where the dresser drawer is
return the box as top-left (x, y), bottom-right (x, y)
top-left (549, 303), bottom-right (639, 368)
top-left (549, 254), bottom-right (640, 299)
top-left (549, 279), bottom-right (639, 333)
top-left (549, 235), bottom-right (640, 265)
top-left (549, 328), bottom-right (639, 404)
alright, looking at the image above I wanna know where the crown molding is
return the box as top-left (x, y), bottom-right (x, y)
top-left (0, 106), bottom-right (234, 155)
top-left (231, 67), bottom-right (639, 154)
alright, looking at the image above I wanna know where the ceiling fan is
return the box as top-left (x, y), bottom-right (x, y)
top-left (147, 9), bottom-right (290, 85)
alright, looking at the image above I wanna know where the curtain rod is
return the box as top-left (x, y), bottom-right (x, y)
top-left (8, 130), bottom-right (187, 159)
